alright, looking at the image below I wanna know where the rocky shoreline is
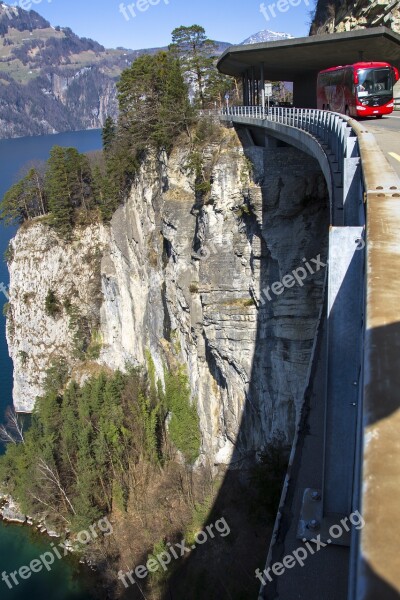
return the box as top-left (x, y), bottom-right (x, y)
top-left (0, 491), bottom-right (68, 541)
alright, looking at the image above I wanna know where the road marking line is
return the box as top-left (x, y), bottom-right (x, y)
top-left (388, 152), bottom-right (400, 163)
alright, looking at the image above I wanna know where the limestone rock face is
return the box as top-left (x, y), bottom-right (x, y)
top-left (311, 0), bottom-right (400, 35)
top-left (6, 224), bottom-right (108, 412)
top-left (6, 127), bottom-right (329, 463)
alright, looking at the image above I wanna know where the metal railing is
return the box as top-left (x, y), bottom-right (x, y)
top-left (222, 105), bottom-right (400, 192)
top-left (222, 105), bottom-right (351, 135)
top-left (222, 106), bottom-right (355, 182)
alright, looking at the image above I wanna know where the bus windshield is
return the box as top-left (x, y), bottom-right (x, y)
top-left (357, 68), bottom-right (393, 98)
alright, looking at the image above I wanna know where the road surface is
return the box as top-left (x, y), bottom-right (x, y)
top-left (362, 112), bottom-right (400, 177)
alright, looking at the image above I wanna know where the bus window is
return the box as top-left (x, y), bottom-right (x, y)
top-left (357, 68), bottom-right (391, 96)
top-left (344, 69), bottom-right (353, 90)
top-left (374, 69), bottom-right (391, 93)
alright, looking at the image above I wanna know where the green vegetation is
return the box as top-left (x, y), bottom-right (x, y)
top-left (170, 25), bottom-right (217, 109)
top-left (0, 362), bottom-right (201, 529)
top-left (164, 367), bottom-right (201, 464)
top-left (117, 49), bottom-right (193, 151)
top-left (170, 25), bottom-right (239, 109)
top-left (86, 329), bottom-right (102, 360)
top-left (18, 350), bottom-right (28, 366)
top-left (45, 289), bottom-right (61, 318)
top-left (3, 242), bottom-right (14, 263)
top-left (23, 292), bottom-right (34, 305)
top-left (0, 167), bottom-right (47, 225)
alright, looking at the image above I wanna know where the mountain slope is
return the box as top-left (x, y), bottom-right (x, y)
top-left (0, 3), bottom-right (137, 138)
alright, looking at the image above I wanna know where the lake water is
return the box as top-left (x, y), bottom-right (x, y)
top-left (0, 129), bottom-right (103, 600)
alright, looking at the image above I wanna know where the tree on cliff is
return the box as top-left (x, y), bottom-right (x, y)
top-left (95, 49), bottom-right (194, 219)
top-left (102, 116), bottom-right (116, 153)
top-left (63, 148), bottom-right (95, 213)
top-left (117, 50), bottom-right (193, 152)
top-left (45, 147), bottom-right (74, 237)
top-left (170, 25), bottom-right (218, 108)
top-left (0, 167), bottom-right (47, 224)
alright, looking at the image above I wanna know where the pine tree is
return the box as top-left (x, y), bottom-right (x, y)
top-left (64, 148), bottom-right (94, 213)
top-left (170, 25), bottom-right (218, 108)
top-left (117, 50), bottom-right (193, 152)
top-left (102, 116), bottom-right (116, 153)
top-left (45, 146), bottom-right (74, 237)
top-left (0, 179), bottom-right (27, 224)
top-left (0, 167), bottom-right (47, 224)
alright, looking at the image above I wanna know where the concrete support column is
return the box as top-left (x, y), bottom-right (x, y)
top-left (251, 67), bottom-right (255, 106)
top-left (260, 62), bottom-right (265, 108)
top-left (245, 71), bottom-right (250, 106)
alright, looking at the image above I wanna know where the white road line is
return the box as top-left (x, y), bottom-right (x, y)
top-left (388, 152), bottom-right (400, 163)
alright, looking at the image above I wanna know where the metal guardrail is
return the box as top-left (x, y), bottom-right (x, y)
top-left (221, 105), bottom-right (400, 194)
top-left (222, 105), bottom-right (356, 208)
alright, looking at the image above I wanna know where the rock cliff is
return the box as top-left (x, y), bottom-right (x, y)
top-left (311, 0), bottom-right (400, 35)
top-left (6, 125), bottom-right (329, 463)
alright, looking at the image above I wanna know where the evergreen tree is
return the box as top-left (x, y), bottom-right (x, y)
top-left (102, 116), bottom-right (116, 153)
top-left (0, 179), bottom-right (27, 224)
top-left (45, 146), bottom-right (74, 237)
top-left (117, 50), bottom-right (193, 152)
top-left (64, 148), bottom-right (94, 212)
top-left (170, 25), bottom-right (218, 108)
top-left (0, 168), bottom-right (47, 224)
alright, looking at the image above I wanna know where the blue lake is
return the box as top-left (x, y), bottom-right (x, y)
top-left (0, 129), bottom-right (103, 600)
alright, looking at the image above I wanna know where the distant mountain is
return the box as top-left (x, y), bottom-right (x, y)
top-left (0, 3), bottom-right (231, 139)
top-left (0, 2), bottom-right (136, 138)
top-left (240, 30), bottom-right (293, 45)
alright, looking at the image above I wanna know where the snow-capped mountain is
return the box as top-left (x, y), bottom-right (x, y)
top-left (240, 30), bottom-right (294, 45)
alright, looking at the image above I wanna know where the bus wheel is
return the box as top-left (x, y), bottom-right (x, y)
top-left (376, 115), bottom-right (383, 119)
top-left (345, 106), bottom-right (350, 116)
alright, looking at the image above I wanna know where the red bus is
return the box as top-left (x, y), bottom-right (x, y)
top-left (317, 62), bottom-right (399, 118)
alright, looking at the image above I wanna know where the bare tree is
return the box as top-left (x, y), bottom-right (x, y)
top-left (0, 407), bottom-right (25, 444)
top-left (37, 458), bottom-right (76, 516)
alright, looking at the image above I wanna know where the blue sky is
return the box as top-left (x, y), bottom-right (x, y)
top-left (17, 0), bottom-right (314, 49)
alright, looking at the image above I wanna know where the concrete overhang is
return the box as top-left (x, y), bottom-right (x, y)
top-left (217, 26), bottom-right (400, 81)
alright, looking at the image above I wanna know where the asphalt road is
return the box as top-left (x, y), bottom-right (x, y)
top-left (361, 112), bottom-right (400, 177)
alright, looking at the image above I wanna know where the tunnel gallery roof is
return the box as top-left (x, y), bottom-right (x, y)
top-left (217, 26), bottom-right (400, 80)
